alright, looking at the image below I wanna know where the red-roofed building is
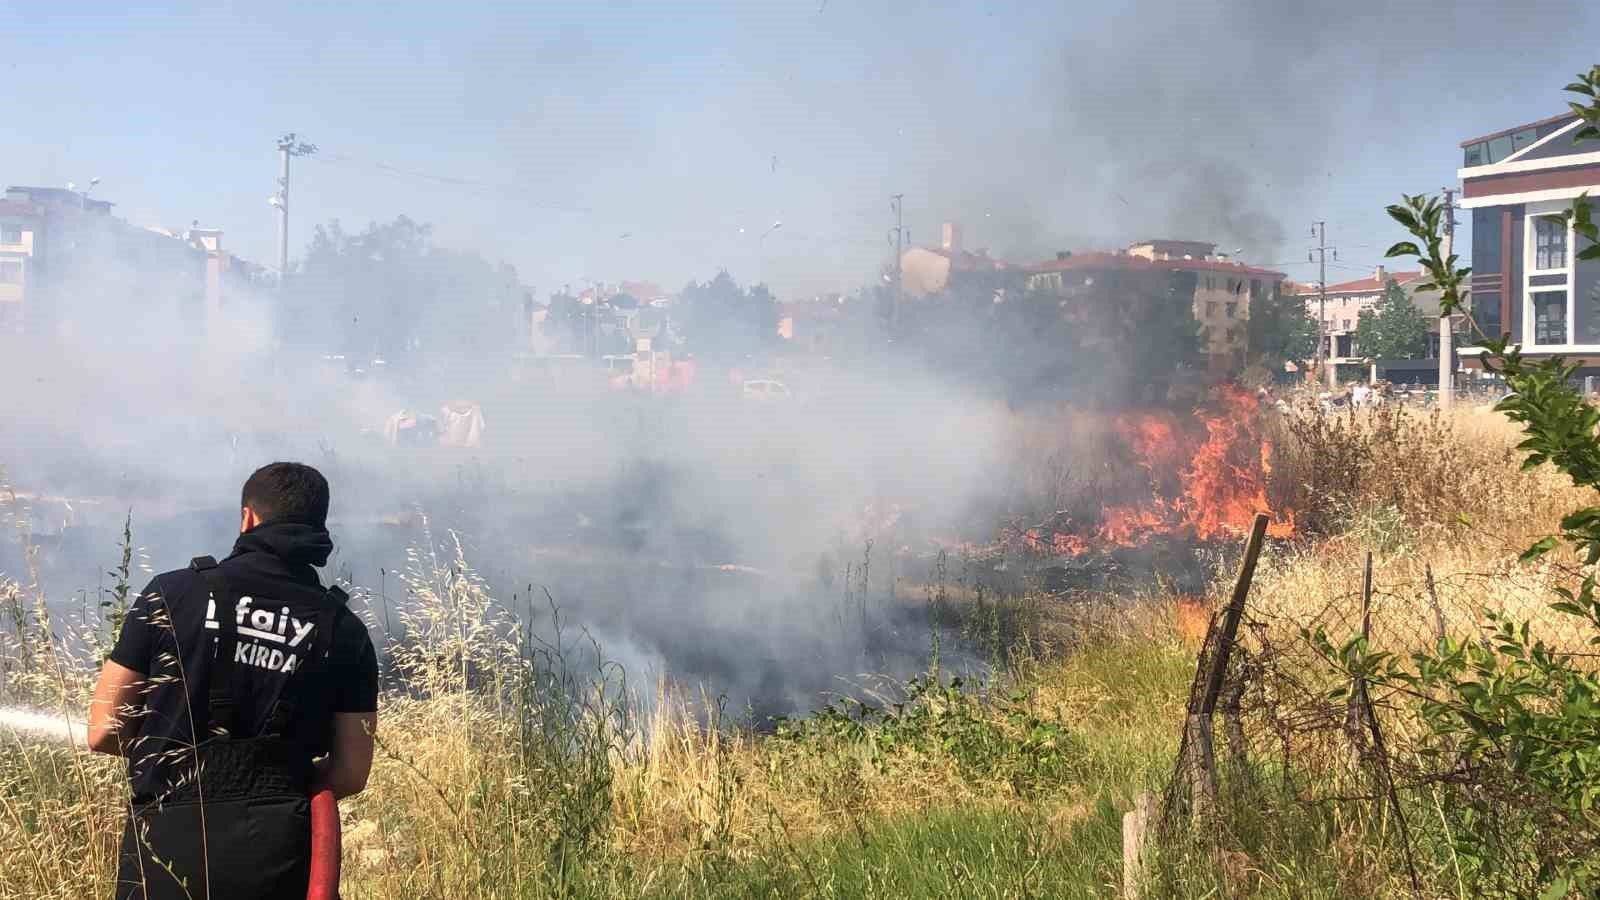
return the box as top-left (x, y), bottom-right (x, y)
top-left (899, 221), bottom-right (1017, 298)
top-left (618, 280), bottom-right (669, 304)
top-left (1291, 266), bottom-right (1426, 363)
top-left (1024, 240), bottom-right (1286, 370)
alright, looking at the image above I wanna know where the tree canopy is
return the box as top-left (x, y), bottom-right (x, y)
top-left (1247, 282), bottom-right (1317, 370)
top-left (285, 216), bottom-right (525, 366)
top-left (1353, 278), bottom-right (1429, 361)
top-left (675, 270), bottom-right (778, 363)
top-left (899, 269), bottom-right (1201, 408)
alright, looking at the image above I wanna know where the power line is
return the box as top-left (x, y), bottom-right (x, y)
top-left (311, 153), bottom-right (597, 216)
top-left (309, 151), bottom-right (889, 252)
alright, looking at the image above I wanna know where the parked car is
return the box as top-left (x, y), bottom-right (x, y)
top-left (741, 379), bottom-right (792, 401)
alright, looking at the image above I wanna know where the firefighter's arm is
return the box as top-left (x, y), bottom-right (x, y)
top-left (86, 660), bottom-right (145, 755)
top-left (314, 711), bottom-right (376, 799)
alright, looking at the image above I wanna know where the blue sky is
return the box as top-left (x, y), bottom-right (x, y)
top-left (3, 0), bottom-right (1596, 297)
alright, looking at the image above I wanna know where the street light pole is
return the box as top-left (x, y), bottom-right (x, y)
top-left (1309, 222), bottom-right (1337, 389)
top-left (1439, 187), bottom-right (1458, 410)
top-left (890, 194), bottom-right (905, 335)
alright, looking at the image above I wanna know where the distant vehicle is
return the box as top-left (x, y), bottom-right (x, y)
top-left (602, 354), bottom-right (636, 389)
top-left (741, 379), bottom-right (791, 401)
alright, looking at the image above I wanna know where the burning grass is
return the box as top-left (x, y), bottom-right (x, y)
top-left (1005, 386), bottom-right (1296, 560)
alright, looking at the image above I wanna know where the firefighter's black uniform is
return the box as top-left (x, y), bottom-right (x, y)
top-left (108, 520), bottom-right (378, 900)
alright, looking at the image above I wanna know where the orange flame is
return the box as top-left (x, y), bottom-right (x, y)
top-left (1017, 386), bottom-right (1293, 556)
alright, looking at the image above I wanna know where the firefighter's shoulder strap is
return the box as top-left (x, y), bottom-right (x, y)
top-left (190, 555), bottom-right (239, 735)
top-left (263, 586), bottom-right (344, 736)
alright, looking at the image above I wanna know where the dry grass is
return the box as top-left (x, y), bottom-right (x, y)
top-left (1249, 402), bottom-right (1596, 655)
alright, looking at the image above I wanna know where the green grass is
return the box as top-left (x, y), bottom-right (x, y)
top-left (681, 803), bottom-right (1127, 900)
top-left (524, 637), bottom-right (1200, 900)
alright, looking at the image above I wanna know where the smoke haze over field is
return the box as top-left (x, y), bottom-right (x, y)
top-left (0, 325), bottom-right (1031, 714)
top-left (2, 1), bottom-right (1599, 712)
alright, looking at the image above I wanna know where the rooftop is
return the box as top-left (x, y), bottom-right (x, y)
top-left (1025, 251), bottom-right (1282, 279)
top-left (916, 246), bottom-right (1012, 271)
top-left (1129, 238), bottom-right (1217, 253)
top-left (1459, 112), bottom-right (1577, 148)
top-left (1291, 269), bottom-right (1424, 295)
top-left (6, 186), bottom-right (115, 211)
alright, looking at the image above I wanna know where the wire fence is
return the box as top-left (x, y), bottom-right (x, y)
top-left (1156, 517), bottom-right (1599, 898)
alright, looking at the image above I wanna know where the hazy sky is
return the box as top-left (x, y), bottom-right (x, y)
top-left (3, 0), bottom-right (1596, 298)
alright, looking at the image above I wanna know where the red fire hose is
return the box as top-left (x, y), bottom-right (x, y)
top-left (307, 788), bottom-right (341, 900)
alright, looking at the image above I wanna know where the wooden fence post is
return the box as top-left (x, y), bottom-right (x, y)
top-left (1423, 563), bottom-right (1447, 644)
top-left (1345, 553), bottom-right (1374, 762)
top-left (1122, 791), bottom-right (1156, 899)
top-left (1184, 513), bottom-right (1271, 821)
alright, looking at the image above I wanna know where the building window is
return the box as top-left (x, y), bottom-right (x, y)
top-left (1, 227), bottom-right (21, 245)
top-left (1534, 216), bottom-right (1568, 271)
top-left (1224, 302), bottom-right (1236, 319)
top-left (1487, 134), bottom-right (1514, 164)
top-left (1533, 291), bottom-right (1568, 345)
top-left (1474, 291), bottom-right (1503, 340)
top-left (1341, 319), bottom-right (1350, 331)
top-left (0, 261), bottom-right (20, 284)
top-left (1206, 301), bottom-right (1218, 317)
top-left (1205, 276), bottom-right (1214, 291)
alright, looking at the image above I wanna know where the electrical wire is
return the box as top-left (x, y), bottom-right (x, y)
top-left (309, 151), bottom-right (892, 253)
top-left (311, 153), bottom-right (597, 215)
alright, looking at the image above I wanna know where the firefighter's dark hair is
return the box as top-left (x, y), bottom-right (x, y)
top-left (241, 462), bottom-right (330, 528)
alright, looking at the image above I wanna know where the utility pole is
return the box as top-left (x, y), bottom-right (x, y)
top-left (1439, 187), bottom-right (1458, 410)
top-left (1309, 222), bottom-right (1338, 389)
top-left (889, 194), bottom-right (905, 335)
top-left (273, 133), bottom-right (317, 282)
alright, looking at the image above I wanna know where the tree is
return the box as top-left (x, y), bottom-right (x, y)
top-left (675, 270), bottom-right (778, 363)
top-left (1352, 278), bottom-right (1428, 360)
top-left (909, 267), bottom-right (1200, 408)
top-left (286, 216), bottom-right (525, 366)
top-left (542, 289), bottom-right (588, 353)
top-left (1247, 282), bottom-right (1317, 370)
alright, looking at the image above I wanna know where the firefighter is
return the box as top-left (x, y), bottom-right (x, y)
top-left (87, 462), bottom-right (378, 900)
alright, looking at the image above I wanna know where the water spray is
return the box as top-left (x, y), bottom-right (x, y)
top-left (0, 704), bottom-right (87, 744)
top-left (2, 705), bottom-right (340, 900)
